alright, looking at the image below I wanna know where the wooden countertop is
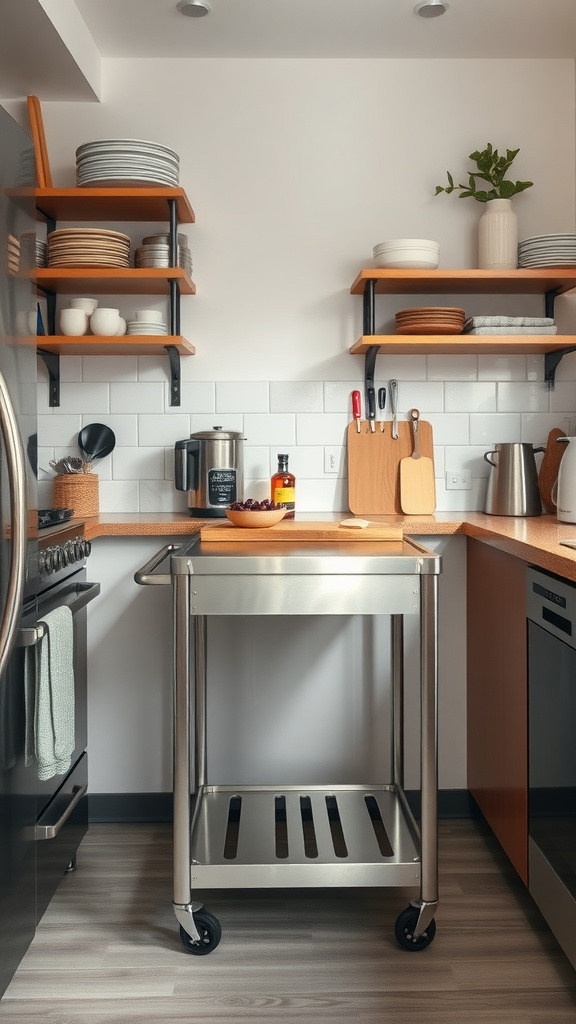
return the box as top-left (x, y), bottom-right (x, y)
top-left (72, 510), bottom-right (576, 583)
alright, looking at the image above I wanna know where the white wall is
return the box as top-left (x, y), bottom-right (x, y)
top-left (14, 56), bottom-right (576, 795)
top-left (18, 55), bottom-right (576, 515)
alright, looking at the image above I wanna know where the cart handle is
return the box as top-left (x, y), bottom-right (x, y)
top-left (134, 543), bottom-right (182, 586)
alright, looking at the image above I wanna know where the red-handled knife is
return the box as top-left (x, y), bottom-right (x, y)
top-left (352, 390), bottom-right (362, 433)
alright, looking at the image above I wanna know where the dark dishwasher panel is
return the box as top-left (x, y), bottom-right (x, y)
top-left (36, 752), bottom-right (88, 923)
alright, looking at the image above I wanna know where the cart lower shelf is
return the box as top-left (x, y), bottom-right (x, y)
top-left (190, 784), bottom-right (422, 889)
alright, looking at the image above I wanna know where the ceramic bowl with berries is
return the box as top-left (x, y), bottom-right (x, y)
top-left (226, 498), bottom-right (287, 528)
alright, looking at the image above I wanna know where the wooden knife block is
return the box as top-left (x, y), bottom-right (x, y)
top-left (346, 420), bottom-right (435, 515)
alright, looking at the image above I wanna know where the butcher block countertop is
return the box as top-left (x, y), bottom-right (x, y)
top-left (75, 511), bottom-right (576, 582)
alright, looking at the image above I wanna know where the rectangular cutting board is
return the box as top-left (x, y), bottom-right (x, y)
top-left (200, 520), bottom-right (403, 542)
top-left (347, 419), bottom-right (435, 515)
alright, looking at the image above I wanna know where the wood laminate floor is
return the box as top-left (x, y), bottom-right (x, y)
top-left (1, 818), bottom-right (576, 1023)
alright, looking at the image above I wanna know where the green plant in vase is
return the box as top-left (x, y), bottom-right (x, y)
top-left (434, 143), bottom-right (533, 202)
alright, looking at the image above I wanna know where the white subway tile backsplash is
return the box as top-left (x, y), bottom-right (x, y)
top-left (244, 446), bottom-right (271, 480)
top-left (138, 356), bottom-right (169, 382)
top-left (139, 480), bottom-right (189, 514)
top-left (373, 356), bottom-right (427, 380)
top-left (270, 446), bottom-right (325, 478)
top-left (110, 382), bottom-right (162, 414)
top-left (112, 447), bottom-right (165, 480)
top-left (477, 354), bottom-right (527, 381)
top-left (427, 413), bottom-right (469, 446)
top-left (521, 413), bottom-right (572, 443)
top-left (244, 413), bottom-right (296, 446)
top-left (38, 414), bottom-right (82, 447)
top-left (469, 413), bottom-right (521, 445)
top-left (397, 381), bottom-right (444, 413)
top-left (270, 381), bottom-right (323, 413)
top-left (527, 355), bottom-right (545, 382)
top-left (444, 445), bottom-right (493, 478)
top-left (427, 355), bottom-right (478, 381)
top-left (82, 356), bottom-right (138, 382)
top-left (296, 413), bottom-right (348, 446)
top-left (58, 356), bottom-right (83, 383)
top-left (98, 480), bottom-right (139, 513)
top-left (217, 381), bottom-right (269, 413)
top-left (497, 381), bottom-right (549, 413)
top-left (323, 381), bottom-right (362, 413)
top-left (169, 381), bottom-right (215, 415)
top-left (435, 477), bottom-right (487, 513)
top-left (81, 414), bottom-right (138, 447)
top-left (444, 382), bottom-right (496, 413)
top-left (191, 413), bottom-right (244, 433)
top-left (243, 478), bottom-right (272, 502)
top-left (553, 351), bottom-right (576, 382)
top-left (139, 414), bottom-right (190, 446)
top-left (550, 381), bottom-right (576, 413)
top-left (296, 477), bottom-right (347, 513)
top-left (57, 383), bottom-right (110, 415)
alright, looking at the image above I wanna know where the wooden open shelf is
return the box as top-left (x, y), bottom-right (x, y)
top-left (38, 334), bottom-right (195, 356)
top-left (35, 267), bottom-right (195, 295)
top-left (350, 334), bottom-right (572, 355)
top-left (350, 268), bottom-right (576, 296)
top-left (34, 187), bottom-right (195, 223)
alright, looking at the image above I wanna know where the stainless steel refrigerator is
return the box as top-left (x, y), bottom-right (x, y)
top-left (0, 103), bottom-right (38, 998)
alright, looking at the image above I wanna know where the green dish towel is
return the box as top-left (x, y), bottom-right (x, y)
top-left (35, 606), bottom-right (75, 781)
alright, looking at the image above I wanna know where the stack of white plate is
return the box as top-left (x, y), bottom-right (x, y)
top-left (75, 138), bottom-right (180, 188)
top-left (518, 233), bottom-right (576, 268)
top-left (8, 234), bottom-right (20, 274)
top-left (20, 232), bottom-right (47, 268)
top-left (135, 241), bottom-right (192, 275)
top-left (126, 319), bottom-right (168, 336)
top-left (373, 238), bottom-right (439, 269)
top-left (47, 228), bottom-right (131, 268)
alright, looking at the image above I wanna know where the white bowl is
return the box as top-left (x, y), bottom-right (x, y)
top-left (115, 316), bottom-right (127, 336)
top-left (373, 255), bottom-right (439, 269)
top-left (69, 297), bottom-right (99, 314)
top-left (134, 309), bottom-right (164, 323)
top-left (90, 308), bottom-right (121, 336)
top-left (373, 238), bottom-right (439, 251)
top-left (59, 308), bottom-right (89, 336)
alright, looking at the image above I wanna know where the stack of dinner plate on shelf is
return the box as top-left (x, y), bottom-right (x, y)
top-left (75, 139), bottom-right (180, 187)
top-left (7, 234), bottom-right (20, 274)
top-left (20, 231), bottom-right (46, 268)
top-left (135, 232), bottom-right (192, 275)
top-left (125, 318), bottom-right (168, 336)
top-left (46, 228), bottom-right (131, 268)
top-left (395, 306), bottom-right (466, 335)
top-left (518, 233), bottom-right (576, 268)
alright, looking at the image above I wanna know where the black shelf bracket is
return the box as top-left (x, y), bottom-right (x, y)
top-left (38, 349), bottom-right (60, 407)
top-left (363, 279), bottom-right (376, 336)
top-left (165, 345), bottom-right (181, 406)
top-left (544, 346), bottom-right (576, 389)
top-left (544, 287), bottom-right (561, 319)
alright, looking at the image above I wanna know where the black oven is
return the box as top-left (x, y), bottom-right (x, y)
top-left (527, 566), bottom-right (576, 971)
top-left (22, 526), bottom-right (99, 922)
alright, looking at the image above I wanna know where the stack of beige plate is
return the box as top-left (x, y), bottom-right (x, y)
top-left (47, 228), bottom-right (131, 268)
top-left (395, 306), bottom-right (466, 335)
top-left (7, 234), bottom-right (20, 274)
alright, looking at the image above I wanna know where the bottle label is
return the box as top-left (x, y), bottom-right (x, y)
top-left (208, 468), bottom-right (237, 505)
top-left (273, 486), bottom-right (295, 510)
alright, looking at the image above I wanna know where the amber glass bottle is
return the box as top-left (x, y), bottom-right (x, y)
top-left (271, 454), bottom-right (295, 519)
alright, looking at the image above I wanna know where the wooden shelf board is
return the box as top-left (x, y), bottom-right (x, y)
top-left (35, 267), bottom-right (195, 295)
top-left (34, 187), bottom-right (195, 223)
top-left (38, 335), bottom-right (195, 356)
top-left (350, 334), bottom-right (575, 355)
top-left (350, 268), bottom-right (576, 296)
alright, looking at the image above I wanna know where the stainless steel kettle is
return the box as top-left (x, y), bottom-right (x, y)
top-left (483, 442), bottom-right (545, 517)
top-left (175, 426), bottom-right (245, 517)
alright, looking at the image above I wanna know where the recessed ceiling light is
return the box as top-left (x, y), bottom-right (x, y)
top-left (414, 1), bottom-right (449, 17)
top-left (177, 0), bottom-right (211, 17)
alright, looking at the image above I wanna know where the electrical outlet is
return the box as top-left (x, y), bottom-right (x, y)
top-left (324, 446), bottom-right (341, 474)
top-left (445, 470), bottom-right (472, 491)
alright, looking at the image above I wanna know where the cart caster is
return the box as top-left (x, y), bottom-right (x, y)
top-left (394, 906), bottom-right (437, 951)
top-left (179, 911), bottom-right (222, 955)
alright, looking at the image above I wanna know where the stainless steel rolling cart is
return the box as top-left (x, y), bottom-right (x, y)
top-left (135, 533), bottom-right (441, 955)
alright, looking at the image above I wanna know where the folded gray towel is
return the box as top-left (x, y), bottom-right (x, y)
top-left (35, 606), bottom-right (75, 781)
top-left (464, 315), bottom-right (555, 329)
top-left (465, 326), bottom-right (558, 335)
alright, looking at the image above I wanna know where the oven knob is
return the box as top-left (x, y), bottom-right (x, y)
top-left (38, 549), bottom-right (47, 574)
top-left (53, 547), bottom-right (63, 571)
top-left (44, 548), bottom-right (54, 574)
top-left (63, 542), bottom-right (73, 566)
top-left (83, 539), bottom-right (92, 557)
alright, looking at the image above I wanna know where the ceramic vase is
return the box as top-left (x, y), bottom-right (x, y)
top-left (478, 198), bottom-right (518, 270)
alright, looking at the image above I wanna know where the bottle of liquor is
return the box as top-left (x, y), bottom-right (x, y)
top-left (271, 454), bottom-right (295, 519)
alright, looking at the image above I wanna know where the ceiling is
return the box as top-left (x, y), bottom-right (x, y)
top-left (2, 0), bottom-right (576, 102)
top-left (74, 0), bottom-right (576, 59)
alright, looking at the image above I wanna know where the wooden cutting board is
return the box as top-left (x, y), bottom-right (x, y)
top-left (347, 419), bottom-right (435, 515)
top-left (538, 427), bottom-right (567, 513)
top-left (201, 520), bottom-right (403, 542)
top-left (399, 411), bottom-right (436, 514)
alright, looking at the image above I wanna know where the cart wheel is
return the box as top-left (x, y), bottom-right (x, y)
top-left (179, 911), bottom-right (222, 955)
top-left (394, 907), bottom-right (436, 951)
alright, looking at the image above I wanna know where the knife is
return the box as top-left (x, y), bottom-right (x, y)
top-left (389, 379), bottom-right (399, 439)
top-left (366, 385), bottom-right (376, 433)
top-left (378, 387), bottom-right (386, 432)
top-left (352, 389), bottom-right (362, 433)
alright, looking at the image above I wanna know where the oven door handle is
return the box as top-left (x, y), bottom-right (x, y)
top-left (18, 623), bottom-right (47, 648)
top-left (38, 581), bottom-right (101, 622)
top-left (35, 783), bottom-right (87, 840)
top-left (0, 368), bottom-right (27, 679)
top-left (135, 544), bottom-right (181, 585)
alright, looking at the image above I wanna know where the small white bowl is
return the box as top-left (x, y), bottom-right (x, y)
top-left (115, 317), bottom-right (127, 336)
top-left (90, 308), bottom-right (120, 336)
top-left (69, 297), bottom-right (99, 314)
top-left (373, 255), bottom-right (439, 269)
top-left (134, 309), bottom-right (164, 323)
top-left (60, 308), bottom-right (89, 336)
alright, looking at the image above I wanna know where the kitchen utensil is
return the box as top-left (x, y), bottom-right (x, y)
top-left (538, 427), bottom-right (567, 512)
top-left (78, 423), bottom-right (116, 463)
top-left (49, 456), bottom-right (85, 474)
top-left (399, 409), bottom-right (436, 514)
top-left (175, 427), bottom-right (245, 517)
top-left (366, 384), bottom-right (376, 433)
top-left (201, 520), bottom-right (403, 542)
top-left (389, 379), bottom-right (399, 439)
top-left (346, 418), bottom-right (435, 514)
top-left (378, 387), bottom-right (386, 432)
top-left (552, 436), bottom-right (576, 522)
top-left (352, 390), bottom-right (362, 433)
top-left (483, 442), bottom-right (544, 516)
